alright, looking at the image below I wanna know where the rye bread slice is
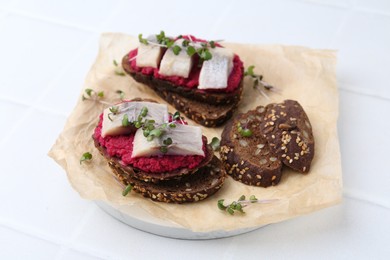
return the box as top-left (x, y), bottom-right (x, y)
top-left (260, 100), bottom-right (315, 173)
top-left (154, 84), bottom-right (240, 127)
top-left (122, 54), bottom-right (244, 105)
top-left (93, 135), bottom-right (214, 182)
top-left (107, 155), bottom-right (226, 203)
top-left (220, 107), bottom-right (283, 187)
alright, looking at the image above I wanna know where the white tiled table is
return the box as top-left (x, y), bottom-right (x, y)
top-left (0, 0), bottom-right (389, 259)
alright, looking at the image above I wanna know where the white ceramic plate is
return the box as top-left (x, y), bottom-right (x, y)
top-left (95, 201), bottom-right (264, 240)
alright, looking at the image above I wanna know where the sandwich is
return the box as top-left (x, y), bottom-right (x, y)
top-left (122, 32), bottom-right (244, 127)
top-left (92, 98), bottom-right (226, 203)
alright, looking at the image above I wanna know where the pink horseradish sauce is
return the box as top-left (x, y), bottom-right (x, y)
top-left (94, 114), bottom-right (207, 173)
top-left (128, 35), bottom-right (244, 93)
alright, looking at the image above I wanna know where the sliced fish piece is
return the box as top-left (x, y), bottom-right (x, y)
top-left (136, 35), bottom-right (163, 68)
top-left (159, 39), bottom-right (194, 78)
top-left (198, 47), bottom-right (234, 90)
top-left (132, 123), bottom-right (204, 158)
top-left (101, 101), bottom-right (169, 137)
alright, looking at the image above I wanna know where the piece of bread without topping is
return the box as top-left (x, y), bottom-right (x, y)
top-left (220, 106), bottom-right (283, 187)
top-left (220, 100), bottom-right (314, 187)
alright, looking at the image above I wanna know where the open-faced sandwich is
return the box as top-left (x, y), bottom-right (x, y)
top-left (220, 100), bottom-right (315, 187)
top-left (92, 98), bottom-right (226, 203)
top-left (122, 31), bottom-right (244, 127)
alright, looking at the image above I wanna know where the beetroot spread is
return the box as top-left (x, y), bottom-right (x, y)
top-left (94, 115), bottom-right (207, 173)
top-left (128, 35), bottom-right (243, 93)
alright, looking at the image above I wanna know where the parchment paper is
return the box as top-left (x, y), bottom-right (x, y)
top-left (49, 33), bottom-right (342, 232)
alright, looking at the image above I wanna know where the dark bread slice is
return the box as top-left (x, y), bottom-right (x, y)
top-left (220, 107), bottom-right (283, 187)
top-left (93, 135), bottom-right (214, 182)
top-left (122, 54), bottom-right (244, 105)
top-left (260, 100), bottom-right (314, 173)
top-left (106, 156), bottom-right (226, 203)
top-left (154, 84), bottom-right (240, 127)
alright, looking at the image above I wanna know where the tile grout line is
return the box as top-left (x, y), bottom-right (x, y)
top-left (343, 188), bottom-right (390, 210)
top-left (339, 85), bottom-right (390, 102)
top-left (0, 33), bottom-right (97, 146)
top-left (208, 0), bottom-right (235, 37)
top-left (55, 205), bottom-right (110, 260)
top-left (327, 4), bottom-right (354, 49)
top-left (0, 6), bottom-right (100, 33)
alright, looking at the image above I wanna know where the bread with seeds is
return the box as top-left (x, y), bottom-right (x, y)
top-left (220, 107), bottom-right (283, 187)
top-left (259, 99), bottom-right (315, 173)
top-left (220, 100), bottom-right (315, 187)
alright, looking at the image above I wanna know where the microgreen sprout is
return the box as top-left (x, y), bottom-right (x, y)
top-left (217, 195), bottom-right (261, 215)
top-left (244, 65), bottom-right (276, 100)
top-left (82, 89), bottom-right (110, 105)
top-left (136, 31), bottom-right (220, 63)
top-left (116, 90), bottom-right (125, 100)
top-left (122, 184), bottom-right (133, 196)
top-left (138, 34), bottom-right (149, 45)
top-left (80, 152), bottom-right (92, 165)
top-left (237, 123), bottom-right (253, 137)
top-left (210, 137), bottom-right (220, 151)
top-left (113, 59), bottom-right (126, 76)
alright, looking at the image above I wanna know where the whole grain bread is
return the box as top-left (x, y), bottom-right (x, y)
top-left (122, 54), bottom-right (243, 127)
top-left (220, 100), bottom-right (315, 187)
top-left (106, 155), bottom-right (226, 203)
top-left (220, 107), bottom-right (283, 187)
top-left (259, 100), bottom-right (315, 173)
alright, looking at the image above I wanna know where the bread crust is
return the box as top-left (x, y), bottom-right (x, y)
top-left (106, 155), bottom-right (226, 203)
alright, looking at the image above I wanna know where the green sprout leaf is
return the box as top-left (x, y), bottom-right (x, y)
top-left (160, 146), bottom-right (168, 153)
top-left (116, 90), bottom-right (125, 100)
top-left (115, 70), bottom-right (126, 76)
top-left (237, 123), bottom-right (253, 137)
top-left (244, 65), bottom-right (255, 77)
top-left (172, 45), bottom-right (182, 55)
top-left (122, 114), bottom-right (130, 127)
top-left (140, 106), bottom-right (148, 117)
top-left (97, 91), bottom-right (104, 98)
top-left (80, 152), bottom-right (92, 165)
top-left (186, 46), bottom-right (196, 56)
top-left (113, 59), bottom-right (118, 66)
top-left (85, 88), bottom-right (93, 97)
top-left (210, 137), bottom-right (220, 151)
top-left (138, 33), bottom-right (148, 45)
top-left (172, 111), bottom-right (181, 121)
top-left (122, 184), bottom-right (133, 196)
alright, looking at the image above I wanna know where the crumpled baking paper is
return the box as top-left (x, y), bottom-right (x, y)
top-left (49, 33), bottom-right (342, 232)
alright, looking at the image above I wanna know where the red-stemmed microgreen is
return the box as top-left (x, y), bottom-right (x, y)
top-left (245, 65), bottom-right (276, 100)
top-left (82, 89), bottom-right (111, 105)
top-left (218, 195), bottom-right (278, 215)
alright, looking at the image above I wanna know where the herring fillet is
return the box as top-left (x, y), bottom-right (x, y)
top-left (101, 102), bottom-right (169, 137)
top-left (198, 47), bottom-right (234, 90)
top-left (136, 35), bottom-right (163, 68)
top-left (132, 123), bottom-right (204, 158)
top-left (159, 39), bottom-right (194, 78)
